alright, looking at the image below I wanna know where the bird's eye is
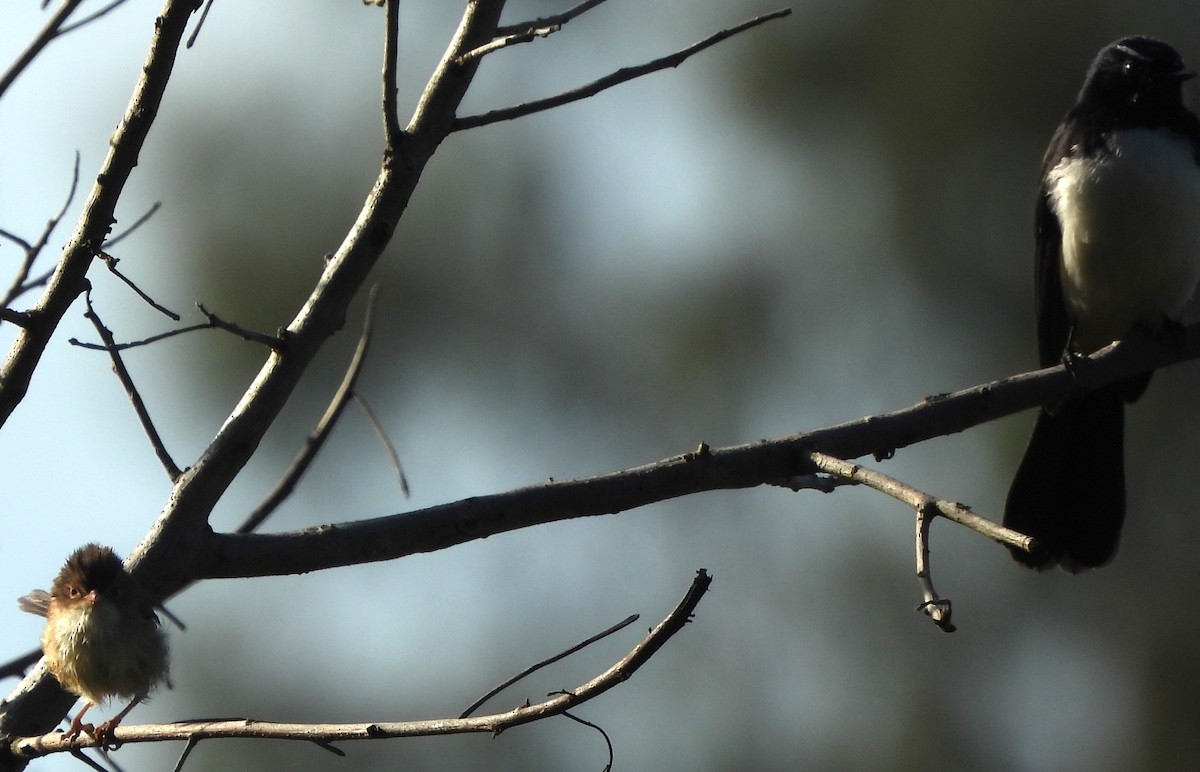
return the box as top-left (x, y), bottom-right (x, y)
top-left (68, 586), bottom-right (82, 599)
top-left (1123, 61), bottom-right (1135, 74)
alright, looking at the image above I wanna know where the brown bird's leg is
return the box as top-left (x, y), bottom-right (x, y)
top-left (93, 696), bottom-right (143, 749)
top-left (64, 702), bottom-right (95, 740)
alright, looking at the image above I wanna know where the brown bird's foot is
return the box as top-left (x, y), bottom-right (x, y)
top-left (92, 718), bottom-right (124, 750)
top-left (63, 714), bottom-right (95, 741)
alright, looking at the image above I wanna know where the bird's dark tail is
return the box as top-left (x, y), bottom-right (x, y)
top-left (1003, 384), bottom-right (1128, 571)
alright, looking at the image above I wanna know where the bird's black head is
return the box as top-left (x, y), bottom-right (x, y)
top-left (1078, 36), bottom-right (1195, 114)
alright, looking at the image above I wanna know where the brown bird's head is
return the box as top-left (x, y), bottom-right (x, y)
top-left (49, 544), bottom-right (129, 608)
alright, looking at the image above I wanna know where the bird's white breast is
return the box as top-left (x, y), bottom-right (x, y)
top-left (1047, 127), bottom-right (1200, 351)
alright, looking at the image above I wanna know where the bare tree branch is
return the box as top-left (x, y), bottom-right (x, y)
top-left (0, 309), bottom-right (32, 328)
top-left (11, 571), bottom-right (711, 759)
top-left (0, 0), bottom-right (202, 429)
top-left (452, 8), bottom-right (792, 131)
top-left (202, 328), bottom-right (1197, 581)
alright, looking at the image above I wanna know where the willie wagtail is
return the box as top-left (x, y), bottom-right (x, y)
top-left (1003, 36), bottom-right (1200, 571)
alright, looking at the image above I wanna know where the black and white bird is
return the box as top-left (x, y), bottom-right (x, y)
top-left (1004, 36), bottom-right (1200, 571)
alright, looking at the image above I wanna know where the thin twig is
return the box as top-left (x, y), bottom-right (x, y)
top-left (495, 0), bottom-right (607, 36)
top-left (0, 0), bottom-right (86, 100)
top-left (171, 738), bottom-right (200, 772)
top-left (97, 251), bottom-right (181, 320)
top-left (196, 304), bottom-right (285, 349)
top-left (103, 201), bottom-right (162, 249)
top-left (453, 8), bottom-right (792, 131)
top-left (460, 613), bottom-right (640, 718)
top-left (69, 323), bottom-right (213, 351)
top-left (83, 287), bottom-right (183, 481)
top-left (0, 227), bottom-right (33, 251)
top-left (559, 710), bottom-right (614, 772)
top-left (352, 393), bottom-right (409, 498)
top-left (15, 571), bottom-right (711, 757)
top-left (57, 0), bottom-right (131, 35)
top-left (235, 287), bottom-right (381, 534)
top-left (382, 0), bottom-right (402, 149)
top-left (185, 0), bottom-right (215, 48)
top-left (2, 152), bottom-right (80, 307)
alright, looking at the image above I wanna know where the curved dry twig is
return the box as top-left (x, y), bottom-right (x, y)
top-left (559, 710), bottom-right (614, 771)
top-left (351, 393), bottom-right (410, 498)
top-left (235, 286), bottom-right (382, 534)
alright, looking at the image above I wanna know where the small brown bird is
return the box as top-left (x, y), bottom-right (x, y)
top-left (18, 544), bottom-right (169, 745)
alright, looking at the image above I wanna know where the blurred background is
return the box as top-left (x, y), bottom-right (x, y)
top-left (4, 1), bottom-right (1200, 769)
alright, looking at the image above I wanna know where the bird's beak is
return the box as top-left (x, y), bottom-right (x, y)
top-left (85, 589), bottom-right (99, 604)
top-left (1172, 67), bottom-right (1197, 81)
